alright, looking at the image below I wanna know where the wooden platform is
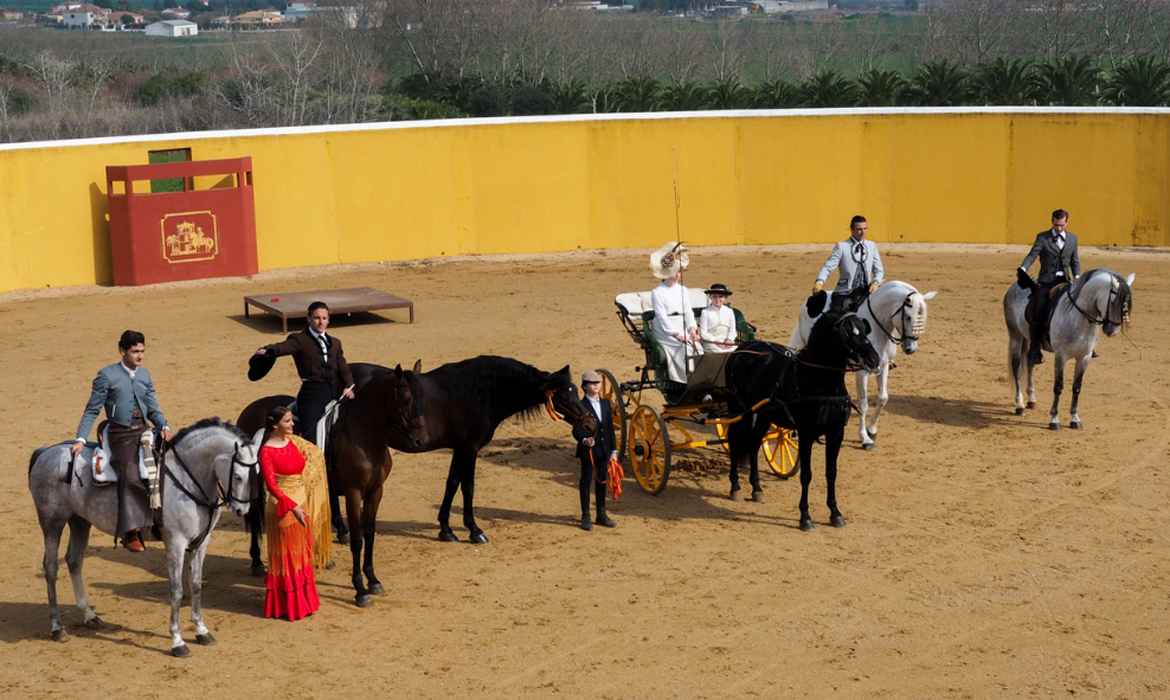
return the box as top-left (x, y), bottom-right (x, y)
top-left (244, 287), bottom-right (414, 333)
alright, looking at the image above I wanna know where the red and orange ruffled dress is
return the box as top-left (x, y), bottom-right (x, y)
top-left (259, 440), bottom-right (321, 621)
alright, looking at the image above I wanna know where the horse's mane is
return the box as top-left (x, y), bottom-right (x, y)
top-left (171, 417), bottom-right (249, 446)
top-left (429, 355), bottom-right (566, 422)
top-left (1069, 268), bottom-right (1133, 325)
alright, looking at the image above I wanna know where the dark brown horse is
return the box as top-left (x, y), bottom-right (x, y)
top-left (352, 357), bottom-right (596, 545)
top-left (237, 363), bottom-right (427, 606)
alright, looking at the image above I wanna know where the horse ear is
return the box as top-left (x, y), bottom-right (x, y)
top-left (556, 364), bottom-right (571, 377)
top-left (413, 359), bottom-right (423, 374)
top-left (922, 291), bottom-right (938, 300)
top-left (394, 364), bottom-right (404, 377)
top-left (862, 318), bottom-right (872, 334)
top-left (1125, 273), bottom-right (1135, 286)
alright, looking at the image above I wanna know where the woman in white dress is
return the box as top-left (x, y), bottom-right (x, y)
top-left (699, 283), bottom-right (737, 353)
top-left (649, 243), bottom-right (701, 383)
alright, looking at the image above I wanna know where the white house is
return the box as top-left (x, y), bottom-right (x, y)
top-left (61, 3), bottom-right (109, 27)
top-left (145, 18), bottom-right (198, 36)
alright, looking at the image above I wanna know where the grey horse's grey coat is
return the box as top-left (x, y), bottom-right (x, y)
top-left (1004, 268), bottom-right (1134, 429)
top-left (28, 418), bottom-right (259, 656)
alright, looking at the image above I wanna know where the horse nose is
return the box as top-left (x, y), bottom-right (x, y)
top-left (412, 438), bottom-right (425, 449)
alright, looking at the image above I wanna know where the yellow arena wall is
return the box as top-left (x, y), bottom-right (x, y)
top-left (1, 108), bottom-right (1167, 293)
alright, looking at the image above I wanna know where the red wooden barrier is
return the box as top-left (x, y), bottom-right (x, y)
top-left (106, 157), bottom-right (258, 286)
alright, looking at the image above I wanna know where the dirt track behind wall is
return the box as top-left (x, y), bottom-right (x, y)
top-left (2, 244), bottom-right (1168, 699)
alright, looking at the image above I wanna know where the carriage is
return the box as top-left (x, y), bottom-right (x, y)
top-left (597, 289), bottom-right (798, 495)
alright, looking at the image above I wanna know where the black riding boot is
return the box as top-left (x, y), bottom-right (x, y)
top-left (594, 482), bottom-right (615, 528)
top-left (1028, 321), bottom-right (1045, 365)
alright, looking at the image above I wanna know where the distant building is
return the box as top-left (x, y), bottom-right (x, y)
top-left (284, 1), bottom-right (318, 21)
top-left (2, 10), bottom-right (26, 20)
top-left (145, 18), bottom-right (198, 36)
top-left (160, 7), bottom-right (190, 18)
top-left (233, 8), bottom-right (284, 28)
top-left (61, 3), bottom-right (110, 27)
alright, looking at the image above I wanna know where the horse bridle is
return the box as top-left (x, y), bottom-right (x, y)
top-left (165, 441), bottom-right (257, 552)
top-left (866, 293), bottom-right (923, 344)
top-left (797, 314), bottom-right (871, 374)
top-left (1066, 270), bottom-right (1130, 327)
top-left (344, 377), bottom-right (427, 438)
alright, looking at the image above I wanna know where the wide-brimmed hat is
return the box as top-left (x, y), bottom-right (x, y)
top-left (248, 349), bottom-right (276, 381)
top-left (649, 242), bottom-right (689, 280)
top-left (705, 283), bottom-right (733, 297)
top-left (581, 370), bottom-right (602, 384)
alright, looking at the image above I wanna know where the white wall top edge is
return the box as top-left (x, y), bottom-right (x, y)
top-left (3, 106), bottom-right (1169, 153)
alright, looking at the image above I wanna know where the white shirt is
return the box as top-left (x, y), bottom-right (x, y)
top-left (310, 328), bottom-right (329, 361)
top-left (699, 304), bottom-right (736, 346)
top-left (119, 361), bottom-right (138, 380)
top-left (1052, 229), bottom-right (1066, 250)
top-left (586, 395), bottom-right (603, 422)
top-left (650, 281), bottom-right (697, 338)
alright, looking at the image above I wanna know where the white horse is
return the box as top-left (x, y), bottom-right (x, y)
top-left (27, 418), bottom-right (258, 657)
top-left (789, 281), bottom-right (937, 449)
top-left (1004, 268), bottom-right (1134, 429)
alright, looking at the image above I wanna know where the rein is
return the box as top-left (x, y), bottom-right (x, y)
top-left (164, 442), bottom-right (256, 552)
top-left (1066, 271), bottom-right (1128, 327)
top-left (865, 293), bottom-right (921, 344)
top-left (344, 378), bottom-right (427, 438)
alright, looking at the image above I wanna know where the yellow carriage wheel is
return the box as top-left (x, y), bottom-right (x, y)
top-left (628, 404), bottom-right (671, 495)
top-left (597, 368), bottom-right (626, 462)
top-left (763, 426), bottom-right (798, 479)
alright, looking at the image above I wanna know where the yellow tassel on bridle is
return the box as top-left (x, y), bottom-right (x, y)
top-left (545, 390), bottom-right (564, 422)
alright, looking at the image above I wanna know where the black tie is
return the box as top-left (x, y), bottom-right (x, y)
top-left (316, 333), bottom-right (329, 361)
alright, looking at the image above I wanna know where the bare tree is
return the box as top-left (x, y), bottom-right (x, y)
top-left (708, 20), bottom-right (745, 82)
top-left (937, 0), bottom-right (1019, 67)
top-left (25, 51), bottom-right (74, 141)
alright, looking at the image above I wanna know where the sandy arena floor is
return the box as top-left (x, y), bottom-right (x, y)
top-left (1, 244), bottom-right (1168, 699)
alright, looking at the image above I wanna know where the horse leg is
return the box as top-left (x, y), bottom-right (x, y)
top-left (437, 459), bottom-right (461, 542)
top-left (345, 489), bottom-right (371, 607)
top-left (362, 485), bottom-right (385, 596)
top-left (855, 370), bottom-right (874, 449)
top-left (727, 420), bottom-right (746, 500)
top-left (1049, 352), bottom-right (1065, 430)
top-left (868, 365), bottom-right (890, 443)
top-left (1010, 333), bottom-right (1027, 414)
top-left (1026, 349), bottom-right (1038, 410)
top-left (824, 426), bottom-right (846, 528)
top-left (457, 450), bottom-right (488, 544)
top-left (328, 465), bottom-right (350, 545)
top-left (165, 534), bottom-right (191, 657)
top-left (1069, 355), bottom-right (1090, 429)
top-left (797, 434), bottom-right (816, 532)
top-left (247, 502), bottom-right (265, 577)
top-left (748, 423), bottom-right (765, 503)
top-left (189, 515), bottom-right (218, 648)
top-left (63, 517), bottom-right (101, 633)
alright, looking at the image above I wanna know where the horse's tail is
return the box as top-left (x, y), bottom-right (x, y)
top-left (29, 445), bottom-right (56, 476)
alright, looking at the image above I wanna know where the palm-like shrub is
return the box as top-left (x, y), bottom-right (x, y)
top-left (750, 79), bottom-right (800, 108)
top-left (660, 81), bottom-right (708, 111)
top-left (798, 69), bottom-right (859, 108)
top-left (549, 79), bottom-right (590, 114)
top-left (1034, 55), bottom-right (1101, 106)
top-left (971, 57), bottom-right (1037, 106)
top-left (1104, 55), bottom-right (1170, 106)
top-left (904, 60), bottom-right (970, 106)
top-left (609, 75), bottom-right (661, 112)
top-left (705, 79), bottom-right (748, 110)
top-left (856, 69), bottom-right (906, 107)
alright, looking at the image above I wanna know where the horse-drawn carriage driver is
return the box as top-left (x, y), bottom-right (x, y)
top-left (812, 215), bottom-right (885, 312)
top-left (70, 330), bottom-right (173, 552)
top-left (650, 242), bottom-right (703, 383)
top-left (1018, 208), bottom-right (1081, 365)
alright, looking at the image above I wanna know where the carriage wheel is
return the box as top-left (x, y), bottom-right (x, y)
top-left (629, 404), bottom-right (671, 495)
top-left (763, 426), bottom-right (798, 479)
top-left (597, 368), bottom-right (626, 462)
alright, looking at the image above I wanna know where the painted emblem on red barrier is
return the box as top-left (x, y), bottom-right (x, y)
top-left (161, 211), bottom-right (219, 263)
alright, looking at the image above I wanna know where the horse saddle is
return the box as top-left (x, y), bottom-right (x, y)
top-left (68, 422), bottom-right (160, 487)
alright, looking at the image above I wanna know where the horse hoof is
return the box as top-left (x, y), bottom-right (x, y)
top-left (369, 583), bottom-right (385, 595)
top-left (799, 520), bottom-right (815, 532)
top-left (751, 491), bottom-right (766, 504)
top-left (355, 595), bottom-right (373, 608)
top-left (171, 645), bottom-right (192, 658)
top-left (250, 563), bottom-right (267, 578)
top-left (729, 489), bottom-right (744, 502)
top-left (830, 515), bottom-right (846, 528)
top-left (862, 442), bottom-right (876, 451)
top-left (469, 532), bottom-right (489, 545)
top-left (325, 559), bottom-right (337, 570)
top-left (51, 629), bottom-right (70, 643)
top-left (336, 532), bottom-right (350, 545)
top-left (1015, 407), bottom-right (1025, 416)
top-left (196, 633), bottom-right (217, 646)
top-left (1070, 421), bottom-right (1082, 430)
top-left (1049, 423), bottom-right (1061, 431)
top-left (84, 617), bottom-right (103, 631)
top-left (438, 530), bottom-right (458, 542)
top-left (1027, 401), bottom-right (1037, 409)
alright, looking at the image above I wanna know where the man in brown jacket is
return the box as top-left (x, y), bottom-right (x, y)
top-left (254, 301), bottom-right (355, 444)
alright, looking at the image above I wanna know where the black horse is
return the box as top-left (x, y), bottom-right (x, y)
top-left (353, 356), bottom-right (598, 544)
top-left (724, 310), bottom-right (881, 531)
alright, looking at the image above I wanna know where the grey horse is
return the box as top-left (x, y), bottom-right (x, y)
top-left (28, 417), bottom-right (258, 657)
top-left (1004, 268), bottom-right (1134, 429)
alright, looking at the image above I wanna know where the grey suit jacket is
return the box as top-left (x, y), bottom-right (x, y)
top-left (76, 363), bottom-right (167, 440)
top-left (816, 238), bottom-right (884, 293)
top-left (1020, 229), bottom-right (1080, 284)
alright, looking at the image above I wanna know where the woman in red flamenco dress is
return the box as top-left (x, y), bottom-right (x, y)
top-left (259, 405), bottom-right (321, 621)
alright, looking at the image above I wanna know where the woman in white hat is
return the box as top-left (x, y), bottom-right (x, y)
top-left (699, 283), bottom-right (737, 353)
top-left (649, 242), bottom-right (701, 383)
